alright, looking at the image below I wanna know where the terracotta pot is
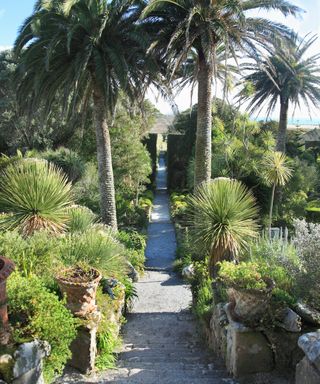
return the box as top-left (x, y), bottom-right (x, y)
top-left (56, 267), bottom-right (102, 318)
top-left (227, 279), bottom-right (275, 324)
top-left (0, 256), bottom-right (15, 345)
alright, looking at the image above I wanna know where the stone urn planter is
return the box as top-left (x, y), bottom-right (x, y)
top-left (56, 266), bottom-right (102, 318)
top-left (0, 256), bottom-right (15, 345)
top-left (227, 278), bottom-right (275, 325)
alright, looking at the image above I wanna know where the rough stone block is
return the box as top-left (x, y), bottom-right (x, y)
top-left (298, 331), bottom-right (320, 371)
top-left (224, 303), bottom-right (274, 377)
top-left (265, 330), bottom-right (303, 370)
top-left (12, 340), bottom-right (50, 384)
top-left (296, 356), bottom-right (320, 384)
top-left (69, 323), bottom-right (99, 374)
top-left (210, 304), bottom-right (228, 361)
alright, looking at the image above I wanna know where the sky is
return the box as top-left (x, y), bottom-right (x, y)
top-left (1, 0), bottom-right (320, 119)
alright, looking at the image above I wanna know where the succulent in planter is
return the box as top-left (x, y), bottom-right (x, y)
top-left (55, 265), bottom-right (102, 318)
top-left (217, 261), bottom-right (275, 325)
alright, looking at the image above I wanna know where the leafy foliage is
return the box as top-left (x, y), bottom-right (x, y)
top-left (40, 148), bottom-right (85, 183)
top-left (7, 273), bottom-right (78, 382)
top-left (0, 230), bottom-right (62, 287)
top-left (0, 159), bottom-right (73, 235)
top-left (292, 219), bottom-right (320, 310)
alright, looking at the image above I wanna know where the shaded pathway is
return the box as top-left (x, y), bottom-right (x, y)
top-left (59, 154), bottom-right (234, 384)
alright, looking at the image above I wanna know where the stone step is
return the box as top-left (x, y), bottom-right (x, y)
top-left (107, 375), bottom-right (236, 384)
top-left (117, 360), bottom-right (227, 373)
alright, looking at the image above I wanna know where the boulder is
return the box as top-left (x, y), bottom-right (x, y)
top-left (182, 264), bottom-right (194, 280)
top-left (298, 331), bottom-right (320, 370)
top-left (277, 308), bottom-right (302, 333)
top-left (296, 357), bottom-right (320, 384)
top-left (12, 340), bottom-right (50, 384)
top-left (295, 302), bottom-right (320, 326)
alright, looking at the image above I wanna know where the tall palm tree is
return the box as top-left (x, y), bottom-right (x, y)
top-left (188, 178), bottom-right (259, 278)
top-left (261, 151), bottom-right (292, 234)
top-left (240, 34), bottom-right (320, 153)
top-left (14, 0), bottom-right (155, 230)
top-left (142, 0), bottom-right (301, 187)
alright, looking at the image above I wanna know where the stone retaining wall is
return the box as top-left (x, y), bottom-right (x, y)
top-left (203, 302), bottom-right (309, 383)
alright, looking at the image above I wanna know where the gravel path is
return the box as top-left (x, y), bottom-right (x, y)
top-left (58, 154), bottom-right (234, 384)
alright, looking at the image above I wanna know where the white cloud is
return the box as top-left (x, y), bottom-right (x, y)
top-left (0, 46), bottom-right (12, 52)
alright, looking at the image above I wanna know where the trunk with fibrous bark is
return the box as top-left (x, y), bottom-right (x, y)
top-left (92, 78), bottom-right (118, 230)
top-left (276, 96), bottom-right (289, 153)
top-left (194, 53), bottom-right (213, 188)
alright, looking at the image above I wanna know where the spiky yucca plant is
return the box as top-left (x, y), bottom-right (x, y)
top-left (188, 178), bottom-right (259, 277)
top-left (261, 152), bottom-right (292, 234)
top-left (60, 226), bottom-right (127, 277)
top-left (0, 159), bottom-right (72, 235)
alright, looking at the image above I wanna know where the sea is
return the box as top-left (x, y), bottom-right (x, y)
top-left (256, 118), bottom-right (320, 128)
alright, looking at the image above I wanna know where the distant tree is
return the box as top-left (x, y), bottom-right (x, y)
top-left (143, 0), bottom-right (301, 187)
top-left (240, 34), bottom-right (320, 153)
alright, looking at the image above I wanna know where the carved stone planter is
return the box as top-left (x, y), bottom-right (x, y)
top-left (0, 257), bottom-right (15, 345)
top-left (227, 279), bottom-right (275, 325)
top-left (55, 266), bottom-right (101, 318)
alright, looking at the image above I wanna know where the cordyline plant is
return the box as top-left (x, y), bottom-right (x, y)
top-left (0, 159), bottom-right (72, 236)
top-left (188, 178), bottom-right (259, 278)
top-left (261, 151), bottom-right (292, 235)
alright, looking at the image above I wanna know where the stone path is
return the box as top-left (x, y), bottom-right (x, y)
top-left (58, 154), bottom-right (234, 384)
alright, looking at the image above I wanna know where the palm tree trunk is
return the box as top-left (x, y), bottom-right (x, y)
top-left (276, 98), bottom-right (289, 153)
top-left (194, 54), bottom-right (213, 188)
top-left (92, 81), bottom-right (118, 230)
top-left (269, 183), bottom-right (276, 238)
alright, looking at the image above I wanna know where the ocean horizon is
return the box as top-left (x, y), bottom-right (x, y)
top-left (256, 118), bottom-right (320, 126)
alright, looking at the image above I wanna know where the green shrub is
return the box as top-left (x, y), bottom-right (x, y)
top-left (218, 261), bottom-right (268, 291)
top-left (95, 288), bottom-right (123, 370)
top-left (116, 196), bottom-right (149, 230)
top-left (40, 147), bottom-right (85, 183)
top-left (0, 230), bottom-right (62, 287)
top-left (193, 278), bottom-right (213, 323)
top-left (66, 205), bottom-right (97, 233)
top-left (73, 162), bottom-right (100, 214)
top-left (218, 260), bottom-right (295, 304)
top-left (7, 273), bottom-right (78, 382)
top-left (0, 159), bottom-right (72, 235)
top-left (117, 230), bottom-right (146, 252)
top-left (170, 193), bottom-right (188, 220)
top-left (117, 230), bottom-right (146, 272)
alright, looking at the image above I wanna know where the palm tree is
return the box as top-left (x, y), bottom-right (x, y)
top-left (142, 0), bottom-right (301, 187)
top-left (261, 152), bottom-right (292, 235)
top-left (240, 34), bottom-right (320, 153)
top-left (14, 0), bottom-right (154, 230)
top-left (188, 178), bottom-right (259, 278)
